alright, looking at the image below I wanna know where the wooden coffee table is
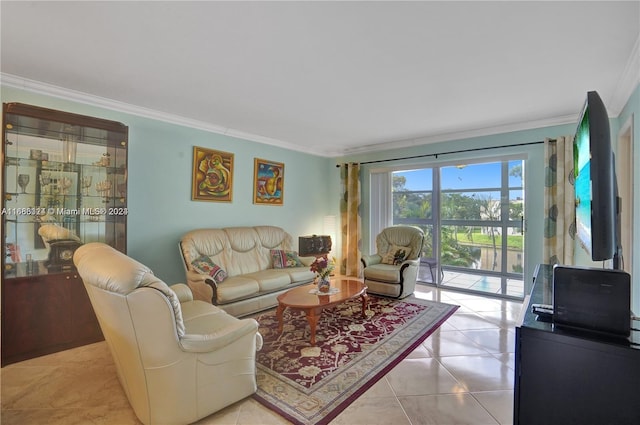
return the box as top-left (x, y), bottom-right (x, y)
top-left (276, 278), bottom-right (369, 345)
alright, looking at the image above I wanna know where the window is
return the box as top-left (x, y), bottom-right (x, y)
top-left (392, 168), bottom-right (435, 259)
top-left (389, 158), bottom-right (525, 299)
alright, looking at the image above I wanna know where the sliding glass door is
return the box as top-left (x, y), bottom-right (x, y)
top-left (439, 160), bottom-right (524, 298)
top-left (391, 158), bottom-right (525, 299)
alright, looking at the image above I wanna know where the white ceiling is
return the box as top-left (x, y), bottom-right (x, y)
top-left (1, 1), bottom-right (639, 157)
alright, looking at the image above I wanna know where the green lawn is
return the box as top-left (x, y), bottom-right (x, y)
top-left (456, 231), bottom-right (523, 250)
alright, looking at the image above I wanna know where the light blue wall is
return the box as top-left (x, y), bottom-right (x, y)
top-left (615, 83), bottom-right (640, 313)
top-left (1, 86), bottom-right (336, 284)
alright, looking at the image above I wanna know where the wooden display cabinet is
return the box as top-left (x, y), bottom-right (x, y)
top-left (1, 103), bottom-right (128, 366)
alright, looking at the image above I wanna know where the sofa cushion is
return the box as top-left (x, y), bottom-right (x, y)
top-left (191, 255), bottom-right (228, 283)
top-left (181, 226), bottom-right (295, 277)
top-left (363, 263), bottom-right (402, 283)
top-left (229, 227), bottom-right (294, 276)
top-left (180, 299), bottom-right (229, 333)
top-left (216, 276), bottom-right (260, 304)
top-left (270, 249), bottom-right (303, 268)
top-left (284, 267), bottom-right (317, 283)
top-left (381, 244), bottom-right (410, 265)
top-left (245, 269), bottom-right (292, 292)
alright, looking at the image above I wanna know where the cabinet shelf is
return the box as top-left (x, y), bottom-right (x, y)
top-left (4, 156), bottom-right (127, 173)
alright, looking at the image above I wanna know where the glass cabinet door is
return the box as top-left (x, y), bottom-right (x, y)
top-left (2, 103), bottom-right (128, 277)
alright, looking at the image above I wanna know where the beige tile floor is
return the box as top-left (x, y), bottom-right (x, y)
top-left (1, 285), bottom-right (522, 425)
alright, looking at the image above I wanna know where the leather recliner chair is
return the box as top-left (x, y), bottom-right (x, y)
top-left (74, 243), bottom-right (263, 425)
top-left (361, 226), bottom-right (425, 299)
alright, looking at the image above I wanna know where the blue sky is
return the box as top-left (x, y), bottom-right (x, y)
top-left (395, 161), bottom-right (523, 191)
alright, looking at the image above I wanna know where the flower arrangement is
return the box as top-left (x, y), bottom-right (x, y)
top-left (310, 255), bottom-right (335, 282)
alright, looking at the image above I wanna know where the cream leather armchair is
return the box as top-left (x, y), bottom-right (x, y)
top-left (361, 226), bottom-right (425, 299)
top-left (74, 243), bottom-right (263, 425)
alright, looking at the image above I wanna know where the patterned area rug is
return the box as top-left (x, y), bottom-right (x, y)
top-left (253, 295), bottom-right (459, 425)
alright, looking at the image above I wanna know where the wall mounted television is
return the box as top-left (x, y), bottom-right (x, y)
top-left (573, 90), bottom-right (621, 268)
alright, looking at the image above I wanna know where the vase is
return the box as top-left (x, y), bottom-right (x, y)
top-left (318, 278), bottom-right (331, 293)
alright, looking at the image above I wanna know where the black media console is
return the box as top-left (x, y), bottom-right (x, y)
top-left (514, 264), bottom-right (640, 425)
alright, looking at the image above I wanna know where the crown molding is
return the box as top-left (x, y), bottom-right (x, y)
top-left (3, 63), bottom-right (637, 160)
top-left (340, 114), bottom-right (578, 156)
top-left (0, 73), bottom-right (331, 157)
top-left (609, 33), bottom-right (640, 116)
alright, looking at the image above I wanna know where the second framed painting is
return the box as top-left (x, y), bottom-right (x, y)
top-left (253, 158), bottom-right (284, 205)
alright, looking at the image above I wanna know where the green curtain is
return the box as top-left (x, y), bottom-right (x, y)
top-left (543, 136), bottom-right (575, 265)
top-left (340, 163), bottom-right (362, 277)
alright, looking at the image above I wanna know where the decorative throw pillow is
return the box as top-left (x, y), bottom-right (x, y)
top-left (271, 250), bottom-right (303, 268)
top-left (191, 255), bottom-right (227, 283)
top-left (381, 244), bottom-right (410, 265)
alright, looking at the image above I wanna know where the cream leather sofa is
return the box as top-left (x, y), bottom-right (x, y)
top-left (74, 243), bottom-right (263, 425)
top-left (179, 225), bottom-right (316, 317)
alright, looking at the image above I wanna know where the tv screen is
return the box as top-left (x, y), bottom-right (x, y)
top-left (573, 91), bottom-right (616, 262)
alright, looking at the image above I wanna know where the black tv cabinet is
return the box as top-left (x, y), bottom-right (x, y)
top-left (514, 264), bottom-right (640, 425)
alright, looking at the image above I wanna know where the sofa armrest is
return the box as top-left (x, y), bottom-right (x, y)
top-left (398, 258), bottom-right (420, 277)
top-left (186, 270), bottom-right (219, 304)
top-left (179, 318), bottom-right (259, 353)
top-left (170, 283), bottom-right (193, 303)
top-left (400, 258), bottom-right (420, 267)
top-left (188, 269), bottom-right (215, 284)
top-left (361, 254), bottom-right (382, 268)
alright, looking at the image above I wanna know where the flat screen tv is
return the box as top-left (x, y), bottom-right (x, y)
top-left (573, 90), bottom-right (619, 265)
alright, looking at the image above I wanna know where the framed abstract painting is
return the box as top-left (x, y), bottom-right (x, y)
top-left (192, 146), bottom-right (234, 202)
top-left (253, 158), bottom-right (284, 205)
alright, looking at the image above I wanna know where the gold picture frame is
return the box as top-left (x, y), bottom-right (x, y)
top-left (253, 158), bottom-right (284, 205)
top-left (192, 146), bottom-right (234, 202)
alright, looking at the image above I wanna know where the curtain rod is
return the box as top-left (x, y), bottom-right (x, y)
top-left (336, 140), bottom-right (545, 167)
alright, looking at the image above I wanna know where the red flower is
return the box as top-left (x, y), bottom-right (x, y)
top-left (310, 255), bottom-right (334, 279)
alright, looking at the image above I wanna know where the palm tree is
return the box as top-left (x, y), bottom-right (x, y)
top-left (478, 194), bottom-right (501, 271)
top-left (440, 226), bottom-right (480, 267)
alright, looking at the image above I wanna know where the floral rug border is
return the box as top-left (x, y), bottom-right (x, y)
top-left (252, 296), bottom-right (459, 425)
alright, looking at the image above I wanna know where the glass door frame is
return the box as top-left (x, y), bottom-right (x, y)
top-left (390, 157), bottom-right (525, 300)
